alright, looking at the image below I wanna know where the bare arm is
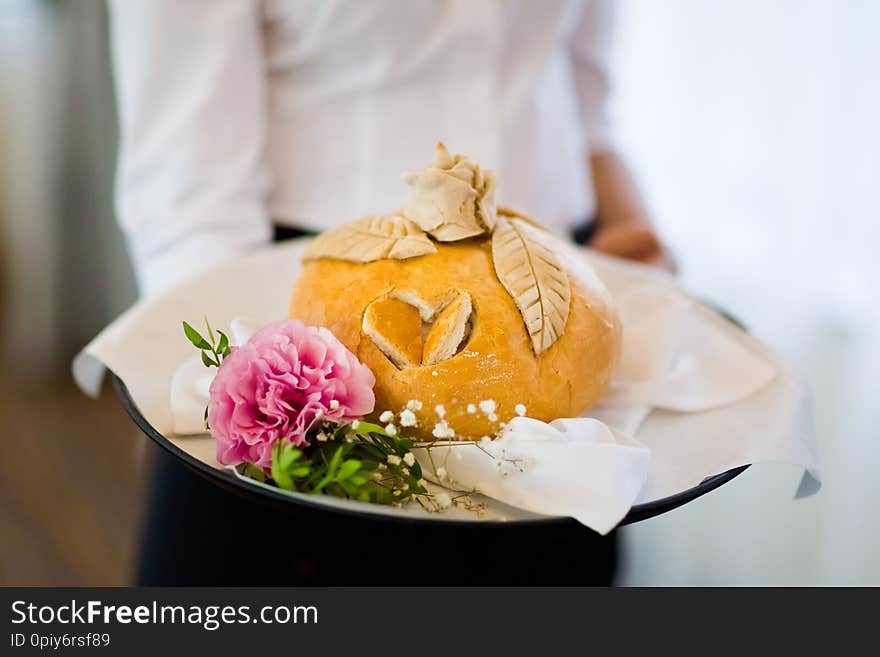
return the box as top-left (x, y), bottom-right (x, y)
top-left (589, 151), bottom-right (672, 268)
top-left (570, 1), bottom-right (673, 269)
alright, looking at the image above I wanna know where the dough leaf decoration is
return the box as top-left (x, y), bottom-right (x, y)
top-left (491, 216), bottom-right (571, 355)
top-left (362, 296), bottom-right (424, 369)
top-left (421, 291), bottom-right (473, 366)
top-left (302, 215), bottom-right (437, 264)
top-left (402, 142), bottom-right (497, 242)
top-left (362, 290), bottom-right (474, 369)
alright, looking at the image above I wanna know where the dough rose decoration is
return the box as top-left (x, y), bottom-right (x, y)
top-left (402, 142), bottom-right (497, 241)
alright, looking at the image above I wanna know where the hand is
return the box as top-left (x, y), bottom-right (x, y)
top-left (588, 151), bottom-right (676, 272)
top-left (590, 219), bottom-right (676, 271)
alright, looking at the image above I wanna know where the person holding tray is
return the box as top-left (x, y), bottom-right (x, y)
top-left (109, 0), bottom-right (669, 585)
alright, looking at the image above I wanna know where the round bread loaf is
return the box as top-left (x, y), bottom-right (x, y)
top-left (288, 230), bottom-right (620, 440)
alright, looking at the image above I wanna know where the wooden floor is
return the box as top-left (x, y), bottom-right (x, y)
top-left (0, 374), bottom-right (146, 585)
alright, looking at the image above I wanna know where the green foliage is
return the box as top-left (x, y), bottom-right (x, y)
top-left (241, 462), bottom-right (266, 483)
top-left (257, 424), bottom-right (428, 505)
top-left (183, 317), bottom-right (234, 430)
top-left (183, 317), bottom-right (232, 368)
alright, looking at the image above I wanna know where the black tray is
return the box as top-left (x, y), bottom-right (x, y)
top-left (112, 374), bottom-right (749, 528)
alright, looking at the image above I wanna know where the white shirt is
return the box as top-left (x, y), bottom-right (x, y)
top-left (110, 0), bottom-right (615, 296)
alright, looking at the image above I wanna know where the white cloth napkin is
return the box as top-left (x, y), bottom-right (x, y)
top-left (416, 420), bottom-right (651, 532)
top-left (73, 241), bottom-right (820, 534)
top-left (404, 269), bottom-right (795, 532)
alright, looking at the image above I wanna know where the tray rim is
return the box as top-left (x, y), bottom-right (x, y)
top-left (111, 373), bottom-right (749, 529)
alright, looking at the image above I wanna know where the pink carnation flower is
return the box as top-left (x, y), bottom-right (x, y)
top-left (208, 319), bottom-right (375, 472)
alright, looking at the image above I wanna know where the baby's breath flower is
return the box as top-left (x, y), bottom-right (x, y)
top-left (316, 431), bottom-right (328, 442)
top-left (434, 404), bottom-right (446, 418)
top-left (329, 399), bottom-right (340, 411)
top-left (479, 399), bottom-right (496, 414)
top-left (351, 420), bottom-right (360, 430)
top-left (515, 403), bottom-right (526, 416)
top-left (435, 466), bottom-right (448, 480)
top-left (436, 492), bottom-right (452, 509)
top-left (487, 413), bottom-right (498, 423)
top-left (431, 371), bottom-right (439, 377)
top-left (387, 454), bottom-right (401, 466)
top-left (379, 410), bottom-right (394, 423)
top-left (401, 467), bottom-right (410, 476)
top-left (403, 452), bottom-right (416, 466)
top-left (466, 404), bottom-right (477, 414)
top-left (432, 421), bottom-right (455, 439)
top-left (385, 423), bottom-right (398, 436)
top-left (406, 400), bottom-right (423, 411)
top-left (417, 478), bottom-right (427, 488)
top-left (399, 409), bottom-right (417, 427)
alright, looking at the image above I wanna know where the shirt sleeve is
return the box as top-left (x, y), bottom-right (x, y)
top-left (109, 0), bottom-right (271, 297)
top-left (570, 0), bottom-right (617, 154)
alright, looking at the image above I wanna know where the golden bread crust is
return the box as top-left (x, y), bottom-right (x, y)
top-left (289, 238), bottom-right (620, 440)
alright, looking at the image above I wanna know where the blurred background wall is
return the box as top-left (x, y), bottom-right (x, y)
top-left (0, 0), bottom-right (140, 586)
top-left (0, 0), bottom-right (877, 584)
top-left (613, 0), bottom-right (880, 584)
top-left (1, 0), bottom-right (134, 377)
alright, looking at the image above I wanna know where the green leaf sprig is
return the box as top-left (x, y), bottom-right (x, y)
top-left (266, 421), bottom-right (429, 505)
top-left (183, 317), bottom-right (231, 368)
